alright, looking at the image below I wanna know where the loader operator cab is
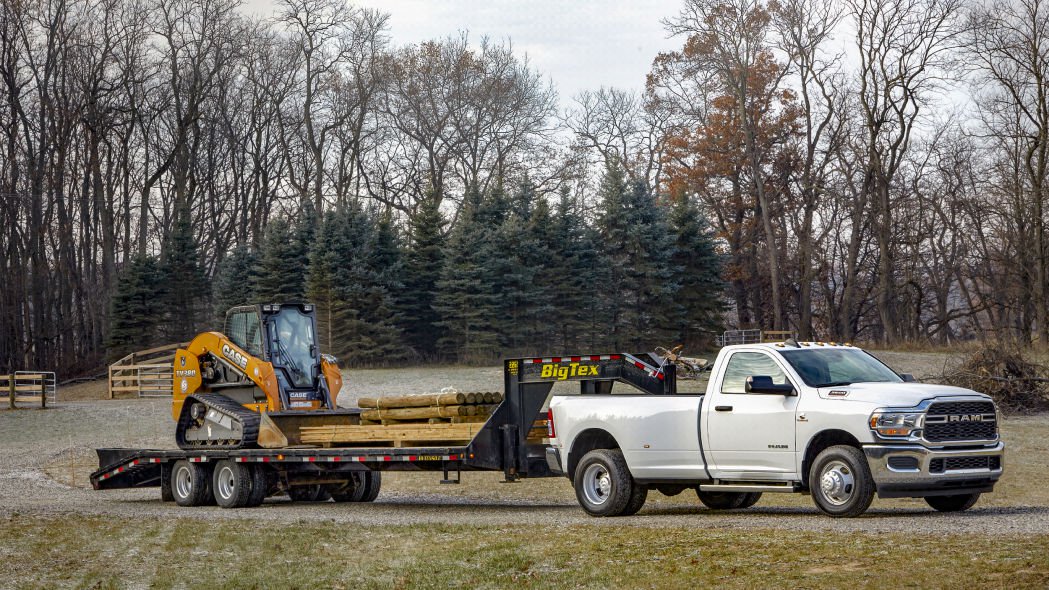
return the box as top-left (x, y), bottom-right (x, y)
top-left (224, 303), bottom-right (330, 409)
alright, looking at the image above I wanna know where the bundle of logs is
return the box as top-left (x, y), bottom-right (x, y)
top-left (355, 391), bottom-right (503, 425)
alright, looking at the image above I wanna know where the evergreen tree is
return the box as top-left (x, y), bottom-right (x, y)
top-left (253, 212), bottom-right (312, 303)
top-left (595, 161), bottom-right (677, 350)
top-left (435, 185), bottom-right (502, 361)
top-left (546, 188), bottom-right (606, 350)
top-left (212, 245), bottom-right (259, 321)
top-left (668, 194), bottom-right (726, 347)
top-left (158, 211), bottom-right (208, 341)
top-left (107, 254), bottom-right (163, 360)
top-left (399, 190), bottom-right (446, 359)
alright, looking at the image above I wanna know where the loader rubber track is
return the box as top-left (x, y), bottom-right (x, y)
top-left (176, 394), bottom-right (261, 450)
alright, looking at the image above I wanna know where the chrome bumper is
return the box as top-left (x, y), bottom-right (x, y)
top-left (864, 442), bottom-right (1005, 498)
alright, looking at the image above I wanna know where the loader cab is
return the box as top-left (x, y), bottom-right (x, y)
top-left (225, 303), bottom-right (330, 409)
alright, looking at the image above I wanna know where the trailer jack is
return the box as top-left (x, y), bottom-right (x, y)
top-left (440, 461), bottom-right (461, 484)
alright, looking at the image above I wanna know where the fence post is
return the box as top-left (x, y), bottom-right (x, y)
top-left (7, 376), bottom-right (13, 410)
top-left (40, 379), bottom-right (46, 409)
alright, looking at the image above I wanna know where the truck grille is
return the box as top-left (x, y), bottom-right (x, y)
top-left (929, 456), bottom-right (1001, 473)
top-left (924, 401), bottom-right (997, 442)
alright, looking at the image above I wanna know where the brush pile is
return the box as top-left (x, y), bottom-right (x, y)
top-left (940, 346), bottom-right (1049, 414)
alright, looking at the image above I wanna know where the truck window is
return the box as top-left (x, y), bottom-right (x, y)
top-left (721, 352), bottom-right (789, 394)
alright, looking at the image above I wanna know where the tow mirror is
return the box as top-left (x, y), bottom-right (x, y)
top-left (745, 375), bottom-right (796, 396)
top-left (900, 373), bottom-right (917, 383)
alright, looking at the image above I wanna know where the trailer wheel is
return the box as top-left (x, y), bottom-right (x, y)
top-left (212, 460), bottom-right (254, 508)
top-left (170, 460), bottom-right (213, 507)
top-left (696, 490), bottom-right (748, 510)
top-left (245, 465), bottom-right (269, 507)
top-left (925, 493), bottom-right (980, 512)
top-left (160, 464), bottom-right (174, 502)
top-left (574, 449), bottom-right (634, 517)
top-left (809, 445), bottom-right (875, 518)
top-left (288, 485), bottom-right (329, 502)
top-left (359, 471), bottom-right (382, 502)
top-left (329, 472), bottom-right (367, 502)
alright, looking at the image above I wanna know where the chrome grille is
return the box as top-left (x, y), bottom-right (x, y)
top-left (924, 401), bottom-right (997, 442)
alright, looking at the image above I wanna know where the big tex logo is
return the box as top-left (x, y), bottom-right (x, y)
top-left (540, 363), bottom-right (599, 380)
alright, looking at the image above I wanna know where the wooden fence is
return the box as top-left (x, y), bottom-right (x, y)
top-left (3, 372), bottom-right (57, 409)
top-left (108, 343), bottom-right (186, 399)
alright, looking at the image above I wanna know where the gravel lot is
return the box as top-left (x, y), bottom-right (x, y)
top-left (3, 357), bottom-right (1045, 537)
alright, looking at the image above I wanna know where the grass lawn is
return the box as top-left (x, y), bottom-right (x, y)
top-left (2, 515), bottom-right (1048, 589)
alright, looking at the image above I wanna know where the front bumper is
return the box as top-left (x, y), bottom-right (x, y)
top-left (864, 442), bottom-right (1005, 498)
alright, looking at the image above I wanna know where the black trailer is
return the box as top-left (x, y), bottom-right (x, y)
top-left (91, 353), bottom-right (675, 507)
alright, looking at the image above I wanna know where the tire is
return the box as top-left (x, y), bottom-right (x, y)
top-left (160, 465), bottom-right (174, 502)
top-left (696, 490), bottom-right (748, 510)
top-left (573, 449), bottom-right (635, 517)
top-left (245, 465), bottom-right (269, 507)
top-left (288, 484), bottom-right (329, 502)
top-left (329, 472), bottom-right (367, 502)
top-left (621, 485), bottom-right (649, 516)
top-left (738, 492), bottom-right (762, 509)
top-left (809, 445), bottom-right (875, 518)
top-left (925, 493), bottom-right (980, 512)
top-left (358, 471), bottom-right (381, 502)
top-left (212, 460), bottom-right (253, 509)
top-left (170, 460), bottom-right (213, 507)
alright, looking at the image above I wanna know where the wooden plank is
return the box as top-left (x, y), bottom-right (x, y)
top-left (299, 422), bottom-right (479, 445)
top-left (133, 342), bottom-right (188, 356)
top-left (114, 364), bottom-right (173, 370)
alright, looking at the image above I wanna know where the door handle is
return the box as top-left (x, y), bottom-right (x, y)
top-left (715, 405), bottom-right (733, 412)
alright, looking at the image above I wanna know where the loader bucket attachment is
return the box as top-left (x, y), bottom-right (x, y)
top-left (257, 410), bottom-right (361, 448)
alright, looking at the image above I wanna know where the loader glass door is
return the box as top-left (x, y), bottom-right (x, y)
top-left (271, 309), bottom-right (317, 389)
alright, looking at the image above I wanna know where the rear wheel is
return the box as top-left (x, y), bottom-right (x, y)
top-left (329, 472), bottom-right (367, 502)
top-left (696, 490), bottom-right (748, 510)
top-left (245, 465), bottom-right (269, 507)
top-left (212, 460), bottom-right (253, 509)
top-left (170, 460), bottom-right (213, 507)
top-left (925, 493), bottom-right (980, 512)
top-left (358, 471), bottom-right (382, 502)
top-left (621, 485), bottom-right (649, 516)
top-left (738, 492), bottom-right (762, 509)
top-left (288, 484), bottom-right (329, 502)
top-left (573, 449), bottom-right (635, 517)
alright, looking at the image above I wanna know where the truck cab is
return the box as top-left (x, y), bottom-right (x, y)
top-left (547, 343), bottom-right (1004, 517)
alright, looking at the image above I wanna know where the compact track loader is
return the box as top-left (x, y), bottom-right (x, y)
top-left (172, 303), bottom-right (355, 450)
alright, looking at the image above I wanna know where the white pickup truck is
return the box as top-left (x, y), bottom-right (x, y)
top-left (546, 343), bottom-right (1004, 517)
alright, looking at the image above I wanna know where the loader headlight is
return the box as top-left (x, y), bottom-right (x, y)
top-left (869, 410), bottom-right (923, 437)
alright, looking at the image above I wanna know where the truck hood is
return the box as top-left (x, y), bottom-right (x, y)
top-left (817, 382), bottom-right (991, 407)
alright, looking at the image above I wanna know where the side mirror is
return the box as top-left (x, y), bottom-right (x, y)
top-left (900, 373), bottom-right (917, 383)
top-left (745, 375), bottom-right (796, 396)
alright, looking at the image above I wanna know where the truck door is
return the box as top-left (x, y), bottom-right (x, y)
top-left (705, 351), bottom-right (799, 478)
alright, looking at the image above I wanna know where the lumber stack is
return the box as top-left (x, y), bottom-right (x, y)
top-left (356, 391), bottom-right (503, 425)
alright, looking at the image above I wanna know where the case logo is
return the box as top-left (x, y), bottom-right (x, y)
top-left (221, 343), bottom-right (249, 369)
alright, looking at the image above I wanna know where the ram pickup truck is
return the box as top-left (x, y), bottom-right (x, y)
top-left (547, 342), bottom-right (1004, 517)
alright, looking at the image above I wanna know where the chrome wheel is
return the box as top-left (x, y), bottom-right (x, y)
top-left (215, 465), bottom-right (235, 501)
top-left (175, 465), bottom-right (193, 499)
top-left (582, 463), bottom-right (613, 506)
top-left (819, 460), bottom-right (855, 506)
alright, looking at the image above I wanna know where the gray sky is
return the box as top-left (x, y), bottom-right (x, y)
top-left (244, 0), bottom-right (685, 104)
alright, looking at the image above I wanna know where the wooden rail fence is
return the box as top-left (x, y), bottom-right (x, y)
top-left (3, 372), bottom-right (57, 409)
top-left (108, 343), bottom-right (186, 399)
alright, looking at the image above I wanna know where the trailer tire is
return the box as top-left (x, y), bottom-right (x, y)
top-left (170, 460), bottom-right (213, 507)
top-left (329, 472), bottom-right (367, 502)
top-left (696, 490), bottom-right (748, 510)
top-left (245, 465), bottom-right (268, 507)
top-left (925, 493), bottom-right (980, 512)
top-left (809, 445), bottom-right (875, 518)
top-left (574, 449), bottom-right (634, 517)
top-left (160, 465), bottom-right (174, 502)
top-left (288, 484), bottom-right (329, 502)
top-left (212, 460), bottom-right (253, 508)
top-left (359, 471), bottom-right (382, 502)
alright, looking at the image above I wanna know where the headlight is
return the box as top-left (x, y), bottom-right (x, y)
top-left (869, 411), bottom-right (923, 437)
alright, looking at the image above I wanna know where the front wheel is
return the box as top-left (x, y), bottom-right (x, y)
top-left (573, 449), bottom-right (637, 517)
top-left (925, 493), bottom-right (980, 512)
top-left (808, 445), bottom-right (875, 518)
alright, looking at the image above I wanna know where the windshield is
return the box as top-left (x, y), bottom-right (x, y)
top-left (271, 308), bottom-right (317, 389)
top-left (779, 348), bottom-right (902, 388)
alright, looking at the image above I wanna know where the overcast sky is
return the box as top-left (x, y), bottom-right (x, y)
top-left (244, 0), bottom-right (685, 106)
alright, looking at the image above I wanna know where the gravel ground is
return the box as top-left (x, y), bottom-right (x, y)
top-left (3, 359), bottom-right (1045, 537)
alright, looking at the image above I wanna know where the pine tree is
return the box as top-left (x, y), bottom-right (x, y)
top-left (158, 211), bottom-right (208, 342)
top-left (107, 254), bottom-right (163, 360)
top-left (212, 245), bottom-right (259, 321)
top-left (435, 185), bottom-right (502, 361)
top-left (668, 194), bottom-right (726, 347)
top-left (399, 189), bottom-right (446, 359)
top-left (546, 188), bottom-right (606, 350)
top-left (254, 213), bottom-right (312, 303)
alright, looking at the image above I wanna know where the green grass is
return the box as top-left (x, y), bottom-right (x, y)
top-left (2, 514), bottom-right (1048, 589)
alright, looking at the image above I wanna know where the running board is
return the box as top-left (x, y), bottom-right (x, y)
top-left (698, 483), bottom-right (798, 493)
